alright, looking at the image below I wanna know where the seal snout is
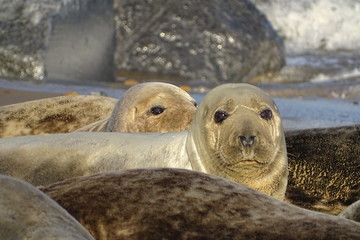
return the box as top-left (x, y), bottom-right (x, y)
top-left (238, 134), bottom-right (257, 159)
top-left (239, 135), bottom-right (256, 147)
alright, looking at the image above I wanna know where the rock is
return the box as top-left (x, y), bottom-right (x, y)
top-left (41, 169), bottom-right (360, 240)
top-left (0, 0), bottom-right (115, 82)
top-left (113, 0), bottom-right (285, 84)
top-left (285, 125), bottom-right (360, 214)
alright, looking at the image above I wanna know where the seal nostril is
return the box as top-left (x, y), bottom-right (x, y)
top-left (239, 135), bottom-right (256, 147)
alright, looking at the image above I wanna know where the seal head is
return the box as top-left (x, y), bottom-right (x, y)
top-left (187, 83), bottom-right (288, 200)
top-left (77, 82), bottom-right (197, 133)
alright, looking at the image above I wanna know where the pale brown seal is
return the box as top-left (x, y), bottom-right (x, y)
top-left (41, 169), bottom-right (360, 240)
top-left (75, 82), bottom-right (197, 133)
top-left (0, 82), bottom-right (197, 138)
top-left (0, 174), bottom-right (94, 240)
top-left (0, 83), bottom-right (288, 199)
top-left (0, 95), bottom-right (116, 138)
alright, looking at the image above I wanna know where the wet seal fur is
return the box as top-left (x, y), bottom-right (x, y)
top-left (0, 174), bottom-right (94, 240)
top-left (0, 83), bottom-right (288, 199)
top-left (75, 82), bottom-right (197, 133)
top-left (41, 169), bottom-right (360, 240)
top-left (285, 125), bottom-right (360, 214)
top-left (0, 95), bottom-right (116, 138)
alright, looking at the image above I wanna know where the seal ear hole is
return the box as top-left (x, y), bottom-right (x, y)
top-left (150, 106), bottom-right (165, 115)
top-left (214, 110), bottom-right (229, 124)
top-left (260, 109), bottom-right (272, 120)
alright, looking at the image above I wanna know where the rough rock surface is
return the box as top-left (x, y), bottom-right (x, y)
top-left (113, 0), bottom-right (285, 84)
top-left (0, 0), bottom-right (115, 82)
top-left (285, 125), bottom-right (360, 214)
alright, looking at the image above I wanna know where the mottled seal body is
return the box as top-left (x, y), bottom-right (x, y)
top-left (76, 82), bottom-right (197, 133)
top-left (0, 83), bottom-right (287, 199)
top-left (0, 174), bottom-right (94, 240)
top-left (41, 169), bottom-right (360, 240)
top-left (285, 125), bottom-right (360, 214)
top-left (0, 131), bottom-right (190, 186)
top-left (0, 95), bottom-right (116, 138)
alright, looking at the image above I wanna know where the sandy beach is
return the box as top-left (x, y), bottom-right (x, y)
top-left (0, 88), bottom-right (60, 106)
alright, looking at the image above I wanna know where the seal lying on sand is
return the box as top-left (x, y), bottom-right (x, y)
top-left (285, 125), bottom-right (360, 215)
top-left (0, 83), bottom-right (288, 199)
top-left (0, 174), bottom-right (94, 240)
top-left (0, 95), bottom-right (116, 138)
top-left (41, 169), bottom-right (360, 240)
top-left (0, 82), bottom-right (197, 138)
top-left (75, 82), bottom-right (197, 133)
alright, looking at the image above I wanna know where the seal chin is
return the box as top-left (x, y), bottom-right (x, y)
top-left (239, 148), bottom-right (255, 159)
top-left (218, 152), bottom-right (267, 168)
top-left (236, 159), bottom-right (267, 166)
top-left (240, 158), bottom-right (264, 164)
top-left (241, 152), bottom-right (271, 164)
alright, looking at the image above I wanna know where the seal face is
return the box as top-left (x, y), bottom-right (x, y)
top-left (76, 82), bottom-right (197, 133)
top-left (187, 83), bottom-right (288, 199)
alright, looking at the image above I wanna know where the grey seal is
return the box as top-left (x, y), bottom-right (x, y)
top-left (0, 174), bottom-right (94, 240)
top-left (75, 82), bottom-right (197, 133)
top-left (339, 200), bottom-right (360, 222)
top-left (0, 83), bottom-right (288, 199)
top-left (0, 95), bottom-right (116, 138)
top-left (41, 169), bottom-right (360, 240)
top-left (285, 125), bottom-right (360, 214)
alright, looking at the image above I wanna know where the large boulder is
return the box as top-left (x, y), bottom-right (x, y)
top-left (113, 0), bottom-right (285, 84)
top-left (0, 0), bottom-right (115, 82)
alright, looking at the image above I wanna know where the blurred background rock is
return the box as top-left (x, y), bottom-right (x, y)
top-left (0, 0), bottom-right (284, 86)
top-left (0, 0), bottom-right (114, 83)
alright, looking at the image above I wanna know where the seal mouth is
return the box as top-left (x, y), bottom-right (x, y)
top-left (216, 151), bottom-right (266, 168)
top-left (232, 159), bottom-right (267, 166)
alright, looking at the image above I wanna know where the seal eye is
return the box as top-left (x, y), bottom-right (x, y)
top-left (150, 106), bottom-right (165, 115)
top-left (260, 109), bottom-right (272, 120)
top-left (193, 102), bottom-right (198, 107)
top-left (214, 110), bottom-right (228, 124)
